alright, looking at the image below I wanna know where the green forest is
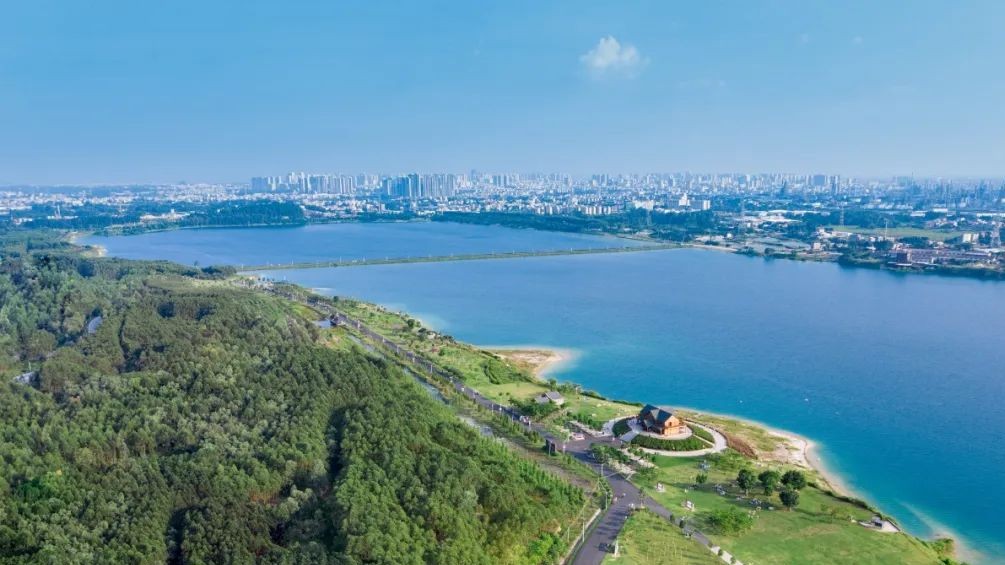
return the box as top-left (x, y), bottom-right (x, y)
top-left (17, 201), bottom-right (307, 234)
top-left (0, 231), bottom-right (583, 564)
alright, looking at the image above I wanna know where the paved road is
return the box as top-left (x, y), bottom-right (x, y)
top-left (563, 437), bottom-right (644, 565)
top-left (262, 286), bottom-right (729, 565)
top-left (560, 436), bottom-right (722, 565)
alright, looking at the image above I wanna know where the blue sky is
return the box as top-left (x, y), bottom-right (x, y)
top-left (2, 1), bottom-right (1003, 183)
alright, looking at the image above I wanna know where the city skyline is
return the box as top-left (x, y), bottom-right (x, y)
top-left (3, 1), bottom-right (1004, 184)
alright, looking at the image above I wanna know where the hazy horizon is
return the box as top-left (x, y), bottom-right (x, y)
top-left (3, 1), bottom-right (1004, 183)
top-left (3, 170), bottom-right (1005, 189)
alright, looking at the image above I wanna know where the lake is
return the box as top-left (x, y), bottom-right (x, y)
top-left (87, 222), bottom-right (1005, 562)
top-left (83, 221), bottom-right (648, 267)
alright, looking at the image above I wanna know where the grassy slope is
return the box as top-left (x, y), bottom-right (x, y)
top-left (633, 456), bottom-right (943, 565)
top-left (602, 509), bottom-right (722, 565)
top-left (827, 225), bottom-right (961, 242)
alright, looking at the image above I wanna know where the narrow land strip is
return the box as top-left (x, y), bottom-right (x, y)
top-left (237, 243), bottom-right (679, 272)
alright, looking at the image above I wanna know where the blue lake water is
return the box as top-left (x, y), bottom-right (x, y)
top-left (83, 222), bottom-right (647, 267)
top-left (88, 223), bottom-right (1005, 562)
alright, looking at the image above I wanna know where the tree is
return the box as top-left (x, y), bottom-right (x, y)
top-left (758, 470), bottom-right (781, 495)
top-left (695, 472), bottom-right (708, 486)
top-left (781, 470), bottom-right (807, 490)
top-left (737, 469), bottom-right (756, 495)
top-left (0, 234), bottom-right (586, 565)
top-left (780, 488), bottom-right (800, 511)
top-left (707, 508), bottom-right (754, 534)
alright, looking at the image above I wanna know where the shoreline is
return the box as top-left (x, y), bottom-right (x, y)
top-left (433, 338), bottom-right (886, 526)
top-left (70, 221), bottom-right (1005, 285)
top-left (424, 336), bottom-right (968, 561)
top-left (74, 229), bottom-right (971, 560)
top-left (67, 231), bottom-right (107, 257)
top-left (481, 344), bottom-right (580, 379)
top-left (676, 405), bottom-right (857, 498)
top-left (633, 404), bottom-right (972, 558)
top-left (468, 343), bottom-right (861, 504)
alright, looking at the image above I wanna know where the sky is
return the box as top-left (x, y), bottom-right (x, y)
top-left (2, 1), bottom-right (1004, 184)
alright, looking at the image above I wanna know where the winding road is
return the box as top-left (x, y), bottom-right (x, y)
top-left (261, 284), bottom-right (737, 565)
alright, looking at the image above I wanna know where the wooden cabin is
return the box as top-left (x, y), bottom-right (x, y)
top-left (638, 404), bottom-right (687, 436)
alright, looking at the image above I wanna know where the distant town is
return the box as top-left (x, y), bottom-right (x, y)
top-left (3, 170), bottom-right (1004, 277)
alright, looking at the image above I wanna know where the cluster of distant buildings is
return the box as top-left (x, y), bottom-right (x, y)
top-left (247, 171), bottom-right (855, 198)
top-left (4, 173), bottom-right (1005, 268)
top-left (251, 172), bottom-right (362, 194)
top-left (888, 246), bottom-right (997, 266)
top-left (379, 173), bottom-right (460, 199)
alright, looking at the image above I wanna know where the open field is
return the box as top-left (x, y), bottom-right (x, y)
top-left (602, 509), bottom-right (722, 565)
top-left (827, 225), bottom-right (962, 242)
top-left (632, 453), bottom-right (948, 565)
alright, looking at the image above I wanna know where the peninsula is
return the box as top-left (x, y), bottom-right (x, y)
top-left (279, 287), bottom-right (964, 565)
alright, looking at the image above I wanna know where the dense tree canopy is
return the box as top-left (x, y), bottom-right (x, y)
top-left (0, 231), bottom-right (582, 564)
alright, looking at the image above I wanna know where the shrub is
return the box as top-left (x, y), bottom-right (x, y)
top-left (780, 488), bottom-right (800, 510)
top-left (590, 444), bottom-right (630, 465)
top-left (781, 470), bottom-right (807, 490)
top-left (612, 418), bottom-right (631, 436)
top-left (707, 507), bottom-right (754, 535)
top-left (514, 398), bottom-right (559, 419)
top-left (572, 411), bottom-right (603, 430)
top-left (631, 434), bottom-right (707, 452)
top-left (687, 424), bottom-right (715, 443)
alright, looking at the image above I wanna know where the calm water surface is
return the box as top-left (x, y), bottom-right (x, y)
top-left (91, 224), bottom-right (1005, 562)
top-left (83, 222), bottom-right (647, 266)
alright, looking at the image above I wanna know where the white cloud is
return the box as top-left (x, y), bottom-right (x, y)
top-left (580, 36), bottom-right (647, 78)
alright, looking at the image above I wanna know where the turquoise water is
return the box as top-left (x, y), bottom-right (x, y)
top-left (89, 223), bottom-right (1005, 562)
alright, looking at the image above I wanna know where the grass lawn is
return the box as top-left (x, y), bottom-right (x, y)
top-left (677, 409), bottom-right (792, 461)
top-left (565, 395), bottom-right (639, 424)
top-left (603, 509), bottom-right (722, 565)
top-left (631, 453), bottom-right (945, 565)
top-left (319, 327), bottom-right (360, 353)
top-left (827, 225), bottom-right (961, 242)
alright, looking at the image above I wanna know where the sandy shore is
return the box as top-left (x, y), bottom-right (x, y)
top-left (678, 406), bottom-right (855, 498)
top-left (67, 232), bottom-right (107, 257)
top-left (483, 345), bottom-right (579, 379)
top-left (770, 426), bottom-right (856, 498)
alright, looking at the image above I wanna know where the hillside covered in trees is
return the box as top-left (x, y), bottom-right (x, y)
top-left (0, 231), bottom-right (583, 564)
